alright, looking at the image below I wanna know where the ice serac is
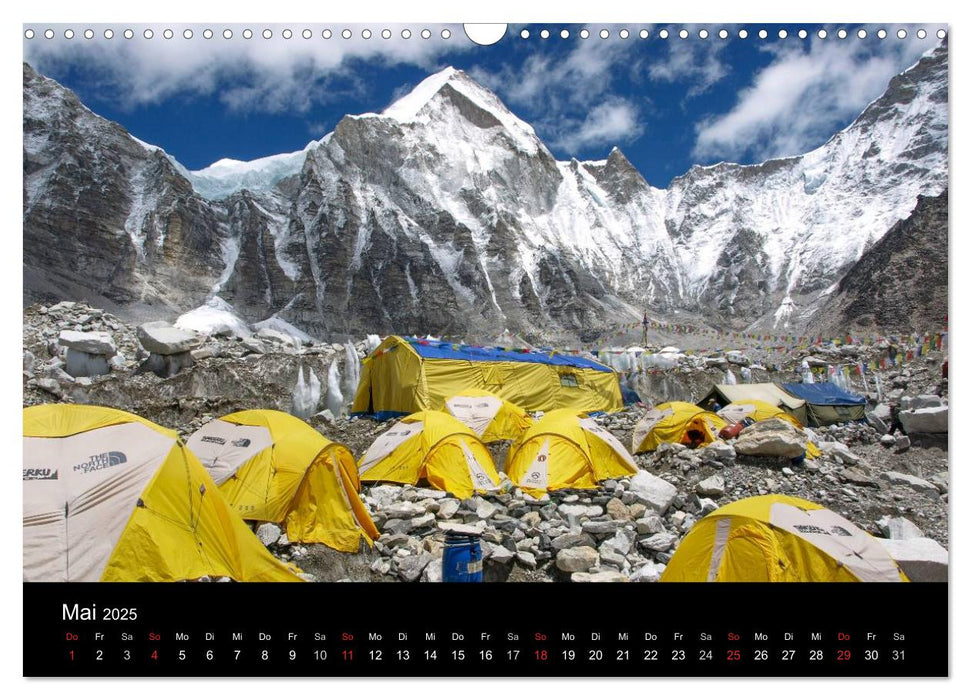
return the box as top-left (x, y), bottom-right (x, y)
top-left (22, 46), bottom-right (949, 340)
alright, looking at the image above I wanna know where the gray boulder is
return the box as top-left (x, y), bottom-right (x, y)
top-left (877, 516), bottom-right (924, 540)
top-left (817, 440), bottom-right (860, 465)
top-left (695, 475), bottom-right (725, 498)
top-left (555, 546), bottom-right (600, 573)
top-left (735, 418), bottom-right (807, 458)
top-left (256, 523), bottom-right (282, 546)
top-left (901, 395), bottom-right (943, 410)
top-left (880, 471), bottom-right (940, 497)
top-left (639, 532), bottom-right (678, 552)
top-left (58, 330), bottom-right (116, 355)
top-left (398, 553), bottom-right (433, 582)
top-left (488, 545), bottom-right (516, 564)
top-left (899, 406), bottom-right (948, 434)
top-left (628, 471), bottom-right (678, 514)
top-left (630, 561), bottom-right (666, 582)
top-left (879, 538), bottom-right (948, 582)
top-left (136, 321), bottom-right (201, 355)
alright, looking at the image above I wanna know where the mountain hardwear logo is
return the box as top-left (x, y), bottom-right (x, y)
top-left (23, 468), bottom-right (58, 480)
top-left (73, 451), bottom-right (127, 474)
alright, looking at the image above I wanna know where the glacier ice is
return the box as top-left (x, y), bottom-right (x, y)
top-left (292, 365), bottom-right (322, 419)
top-left (326, 359), bottom-right (344, 418)
top-left (365, 334), bottom-right (382, 353)
top-left (342, 341), bottom-right (360, 401)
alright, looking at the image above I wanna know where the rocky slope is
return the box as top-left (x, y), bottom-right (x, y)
top-left (23, 43), bottom-right (948, 341)
top-left (812, 190), bottom-right (948, 335)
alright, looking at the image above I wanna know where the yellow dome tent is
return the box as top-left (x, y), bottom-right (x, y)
top-left (631, 402), bottom-right (727, 454)
top-left (444, 389), bottom-right (534, 443)
top-left (717, 400), bottom-right (821, 460)
top-left (186, 410), bottom-right (379, 552)
top-left (358, 411), bottom-right (502, 499)
top-left (23, 404), bottom-right (302, 582)
top-left (505, 409), bottom-right (638, 496)
top-left (660, 494), bottom-right (908, 582)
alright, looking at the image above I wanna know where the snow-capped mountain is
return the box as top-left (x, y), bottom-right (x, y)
top-left (22, 44), bottom-right (948, 341)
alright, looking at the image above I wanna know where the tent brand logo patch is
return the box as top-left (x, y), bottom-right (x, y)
top-left (231, 438), bottom-right (251, 448)
top-left (73, 451), bottom-right (127, 474)
top-left (23, 467), bottom-right (58, 480)
top-left (201, 436), bottom-right (226, 445)
top-left (793, 524), bottom-right (853, 537)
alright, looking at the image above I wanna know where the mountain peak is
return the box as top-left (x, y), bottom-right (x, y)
top-left (379, 66), bottom-right (540, 153)
top-left (381, 66), bottom-right (464, 122)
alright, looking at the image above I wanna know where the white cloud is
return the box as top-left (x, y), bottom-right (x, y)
top-left (23, 23), bottom-right (471, 114)
top-left (693, 34), bottom-right (932, 162)
top-left (550, 99), bottom-right (644, 152)
top-left (469, 31), bottom-right (646, 154)
top-left (646, 38), bottom-right (729, 98)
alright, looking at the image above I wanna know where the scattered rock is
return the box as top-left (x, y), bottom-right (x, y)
top-left (878, 516), bottom-right (924, 540)
top-left (695, 475), bottom-right (725, 498)
top-left (630, 561), bottom-right (666, 582)
top-left (639, 532), bottom-right (678, 552)
top-left (880, 471), bottom-right (940, 498)
top-left (627, 471), bottom-right (678, 514)
top-left (556, 546), bottom-right (600, 573)
top-left (572, 571), bottom-right (629, 582)
top-left (256, 523), bottom-right (282, 546)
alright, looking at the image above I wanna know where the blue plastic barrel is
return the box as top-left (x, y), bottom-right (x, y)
top-left (441, 533), bottom-right (483, 582)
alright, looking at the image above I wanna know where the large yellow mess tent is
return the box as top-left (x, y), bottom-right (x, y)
top-left (358, 411), bottom-right (502, 499)
top-left (185, 410), bottom-right (379, 552)
top-left (717, 400), bottom-right (821, 460)
top-left (23, 404), bottom-right (301, 582)
top-left (631, 402), bottom-right (727, 454)
top-left (505, 409), bottom-right (638, 496)
top-left (699, 383), bottom-right (808, 426)
top-left (351, 336), bottom-right (622, 419)
top-left (444, 389), bottom-right (533, 443)
top-left (660, 494), bottom-right (908, 582)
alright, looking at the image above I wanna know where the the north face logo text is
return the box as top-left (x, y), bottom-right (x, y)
top-left (201, 436), bottom-right (226, 445)
top-left (73, 451), bottom-right (127, 474)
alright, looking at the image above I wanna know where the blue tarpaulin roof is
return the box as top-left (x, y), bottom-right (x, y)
top-left (781, 381), bottom-right (866, 406)
top-left (400, 336), bottom-right (613, 373)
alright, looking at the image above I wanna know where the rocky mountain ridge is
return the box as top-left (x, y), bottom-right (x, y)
top-left (23, 44), bottom-right (948, 342)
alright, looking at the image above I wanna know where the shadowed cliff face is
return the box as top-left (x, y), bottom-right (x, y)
top-left (22, 45), bottom-right (948, 341)
top-left (812, 190), bottom-right (948, 336)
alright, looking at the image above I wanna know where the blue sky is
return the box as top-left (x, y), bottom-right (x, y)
top-left (23, 23), bottom-right (940, 187)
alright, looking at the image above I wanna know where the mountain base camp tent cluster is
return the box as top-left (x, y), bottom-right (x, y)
top-left (22, 367), bottom-right (888, 583)
top-left (23, 405), bottom-right (302, 582)
top-left (699, 381), bottom-right (866, 427)
top-left (351, 336), bottom-right (623, 419)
